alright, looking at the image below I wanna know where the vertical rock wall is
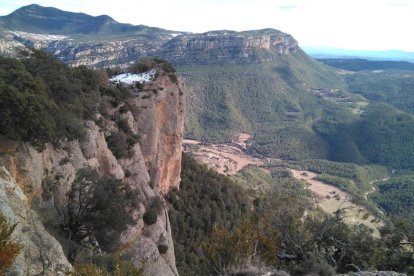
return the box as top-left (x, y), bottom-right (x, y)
top-left (0, 70), bottom-right (185, 275)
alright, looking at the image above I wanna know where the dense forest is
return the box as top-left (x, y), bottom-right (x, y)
top-left (180, 53), bottom-right (414, 170)
top-left (370, 173), bottom-right (414, 224)
top-left (0, 50), bottom-right (100, 149)
top-left (319, 58), bottom-right (414, 71)
top-left (179, 50), bottom-right (352, 160)
top-left (345, 70), bottom-right (414, 115)
top-left (169, 155), bottom-right (414, 275)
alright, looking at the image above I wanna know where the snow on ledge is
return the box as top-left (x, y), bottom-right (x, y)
top-left (109, 69), bottom-right (156, 84)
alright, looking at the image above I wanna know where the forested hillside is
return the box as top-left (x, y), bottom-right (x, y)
top-left (180, 50), bottom-right (358, 160)
top-left (169, 155), bottom-right (414, 275)
top-left (0, 50), bottom-right (99, 149)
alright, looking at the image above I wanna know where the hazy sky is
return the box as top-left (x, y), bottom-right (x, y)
top-left (1, 0), bottom-right (413, 51)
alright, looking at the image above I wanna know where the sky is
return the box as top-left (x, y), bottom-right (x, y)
top-left (1, 0), bottom-right (413, 51)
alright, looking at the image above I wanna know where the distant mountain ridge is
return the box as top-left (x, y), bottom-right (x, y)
top-left (304, 46), bottom-right (414, 62)
top-left (0, 5), bottom-right (298, 67)
top-left (0, 4), bottom-right (171, 36)
top-left (2, 5), bottom-right (414, 169)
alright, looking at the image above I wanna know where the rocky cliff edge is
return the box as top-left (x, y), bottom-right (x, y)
top-left (0, 67), bottom-right (185, 275)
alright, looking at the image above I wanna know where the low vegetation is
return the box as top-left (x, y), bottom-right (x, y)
top-left (168, 154), bottom-right (250, 275)
top-left (0, 213), bottom-right (22, 274)
top-left (292, 159), bottom-right (389, 192)
top-left (170, 156), bottom-right (414, 275)
top-left (64, 168), bottom-right (139, 252)
top-left (179, 54), bottom-right (414, 170)
top-left (0, 50), bottom-right (100, 149)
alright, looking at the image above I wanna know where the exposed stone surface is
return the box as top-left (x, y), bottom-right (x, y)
top-left (0, 70), bottom-right (185, 275)
top-left (0, 166), bottom-right (72, 275)
top-left (0, 5), bottom-right (299, 67)
top-left (131, 75), bottom-right (185, 194)
top-left (6, 29), bottom-right (298, 67)
top-left (160, 29), bottom-right (298, 65)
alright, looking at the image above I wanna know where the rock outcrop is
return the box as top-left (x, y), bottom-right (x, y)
top-left (0, 165), bottom-right (71, 275)
top-left (160, 29), bottom-right (298, 65)
top-left (0, 68), bottom-right (185, 275)
top-left (0, 5), bottom-right (298, 67)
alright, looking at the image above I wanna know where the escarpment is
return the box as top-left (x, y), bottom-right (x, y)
top-left (0, 62), bottom-right (185, 275)
top-left (0, 5), bottom-right (299, 67)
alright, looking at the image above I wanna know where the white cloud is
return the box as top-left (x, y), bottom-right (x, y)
top-left (1, 0), bottom-right (413, 51)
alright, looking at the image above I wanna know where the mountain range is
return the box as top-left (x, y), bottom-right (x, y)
top-left (1, 4), bottom-right (414, 275)
top-left (304, 46), bottom-right (414, 62)
top-left (1, 4), bottom-right (414, 169)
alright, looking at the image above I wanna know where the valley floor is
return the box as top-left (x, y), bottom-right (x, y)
top-left (290, 169), bottom-right (383, 236)
top-left (184, 134), bottom-right (383, 236)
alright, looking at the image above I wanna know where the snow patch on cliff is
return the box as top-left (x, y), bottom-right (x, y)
top-left (109, 69), bottom-right (156, 84)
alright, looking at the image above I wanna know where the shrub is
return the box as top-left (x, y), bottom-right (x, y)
top-left (59, 157), bottom-right (70, 166)
top-left (143, 208), bottom-right (157, 225)
top-left (158, 244), bottom-right (168, 254)
top-left (143, 196), bottom-right (163, 226)
top-left (72, 264), bottom-right (109, 276)
top-left (0, 213), bottom-right (22, 274)
top-left (119, 105), bottom-right (129, 114)
top-left (106, 132), bottom-right (129, 159)
top-left (65, 168), bottom-right (139, 252)
top-left (117, 119), bottom-right (131, 133)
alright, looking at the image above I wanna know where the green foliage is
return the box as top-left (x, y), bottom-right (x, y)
top-left (180, 53), bottom-right (414, 169)
top-left (170, 156), bottom-right (414, 274)
top-left (0, 213), bottom-right (22, 274)
top-left (0, 55), bottom-right (56, 150)
top-left (231, 165), bottom-right (308, 197)
top-left (129, 58), bottom-right (175, 74)
top-left (320, 58), bottom-right (414, 72)
top-left (72, 258), bottom-right (145, 276)
top-left (143, 209), bottom-right (157, 225)
top-left (22, 50), bottom-right (100, 141)
top-left (0, 51), bottom-right (101, 149)
top-left (317, 173), bottom-right (356, 192)
top-left (101, 85), bottom-right (130, 102)
top-left (354, 104), bottom-right (414, 169)
top-left (201, 218), bottom-right (278, 275)
top-left (370, 174), bottom-right (414, 222)
top-left (344, 69), bottom-right (414, 115)
top-left (157, 244), bottom-right (168, 254)
top-left (106, 117), bottom-right (139, 159)
top-left (73, 263), bottom-right (109, 276)
top-left (168, 154), bottom-right (250, 275)
top-left (294, 159), bottom-right (389, 192)
top-left (143, 196), bottom-right (163, 226)
top-left (65, 168), bottom-right (139, 252)
top-left (377, 218), bottom-right (414, 274)
top-left (178, 51), bottom-right (358, 160)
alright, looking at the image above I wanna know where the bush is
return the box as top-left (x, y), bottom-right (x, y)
top-left (65, 168), bottom-right (139, 252)
top-left (0, 50), bottom-right (103, 150)
top-left (158, 244), bottom-right (169, 254)
top-left (143, 209), bottom-right (157, 225)
top-left (0, 213), bottom-right (22, 274)
top-left (143, 196), bottom-right (163, 226)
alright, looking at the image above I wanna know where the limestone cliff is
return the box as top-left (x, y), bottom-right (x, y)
top-left (160, 29), bottom-right (298, 65)
top-left (0, 68), bottom-right (185, 275)
top-left (0, 6), bottom-right (298, 67)
top-left (6, 28), bottom-right (298, 67)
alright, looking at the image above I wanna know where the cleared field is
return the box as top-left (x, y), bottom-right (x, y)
top-left (291, 169), bottom-right (383, 236)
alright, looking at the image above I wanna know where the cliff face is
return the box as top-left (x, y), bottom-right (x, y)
top-left (0, 5), bottom-right (298, 67)
top-left (7, 29), bottom-right (298, 67)
top-left (160, 29), bottom-right (298, 65)
top-left (0, 70), bottom-right (185, 275)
